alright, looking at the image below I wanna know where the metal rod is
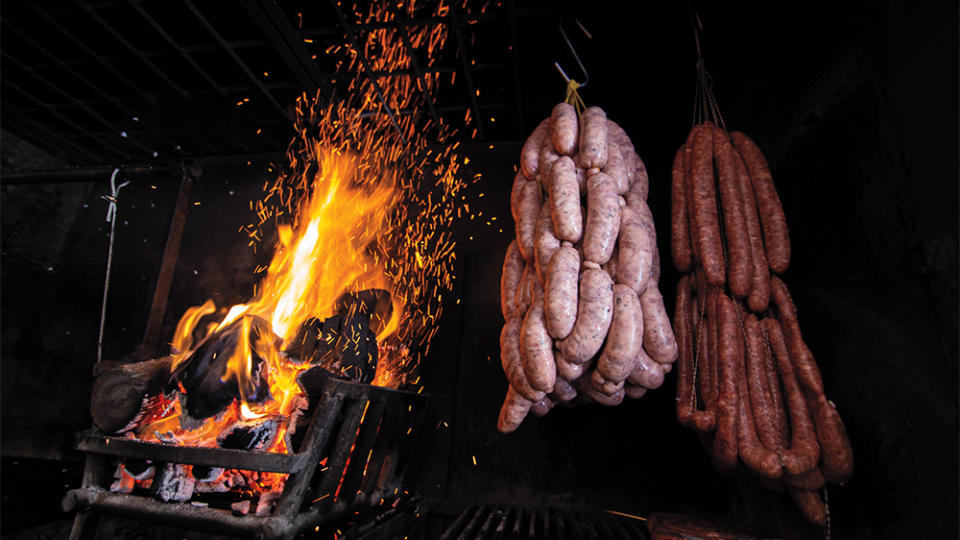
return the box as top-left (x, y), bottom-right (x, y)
top-left (125, 0), bottom-right (267, 152)
top-left (181, 0), bottom-right (290, 120)
top-left (0, 51), bottom-right (161, 155)
top-left (312, 398), bottom-right (367, 513)
top-left (140, 161), bottom-right (199, 359)
top-left (74, 0), bottom-right (192, 100)
top-left (1, 80), bottom-right (132, 160)
top-left (328, 0), bottom-right (408, 145)
top-left (337, 400), bottom-right (385, 505)
top-left (449, 7), bottom-right (484, 139)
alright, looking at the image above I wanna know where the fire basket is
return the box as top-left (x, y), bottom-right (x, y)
top-left (63, 376), bottom-right (426, 539)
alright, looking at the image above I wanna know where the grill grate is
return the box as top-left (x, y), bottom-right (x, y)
top-left (438, 504), bottom-right (650, 540)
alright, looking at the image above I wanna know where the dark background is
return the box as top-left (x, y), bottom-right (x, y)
top-left (1, 1), bottom-right (957, 539)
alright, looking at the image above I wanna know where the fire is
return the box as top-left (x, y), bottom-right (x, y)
top-left (127, 0), bottom-right (482, 499)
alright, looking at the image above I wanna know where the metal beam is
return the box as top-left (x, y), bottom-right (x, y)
top-left (182, 0), bottom-right (290, 120)
top-left (1, 108), bottom-right (104, 165)
top-left (2, 80), bottom-right (131, 160)
top-left (390, 4), bottom-right (445, 131)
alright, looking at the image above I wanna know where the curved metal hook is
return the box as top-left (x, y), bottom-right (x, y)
top-left (554, 17), bottom-right (592, 88)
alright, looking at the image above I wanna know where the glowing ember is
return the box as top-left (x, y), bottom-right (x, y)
top-left (125, 0), bottom-right (478, 500)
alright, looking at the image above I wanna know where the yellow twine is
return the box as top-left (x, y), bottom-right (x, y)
top-left (564, 79), bottom-right (586, 115)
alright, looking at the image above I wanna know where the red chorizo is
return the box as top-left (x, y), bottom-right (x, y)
top-left (744, 314), bottom-right (782, 453)
top-left (578, 106), bottom-right (608, 169)
top-left (520, 287), bottom-right (556, 393)
top-left (810, 393), bottom-right (854, 484)
top-left (616, 205), bottom-right (654, 295)
top-left (520, 118), bottom-right (549, 181)
top-left (770, 277), bottom-right (825, 397)
top-left (783, 468), bottom-right (826, 490)
top-left (497, 385), bottom-right (533, 434)
top-left (731, 131), bottom-right (790, 273)
top-left (596, 285), bottom-right (643, 387)
top-left (690, 285), bottom-right (717, 432)
top-left (675, 276), bottom-right (696, 426)
top-left (787, 488), bottom-right (827, 527)
top-left (500, 240), bottom-right (525, 321)
top-left (765, 318), bottom-right (820, 475)
top-left (533, 202), bottom-right (560, 286)
top-left (711, 293), bottom-right (739, 473)
top-left (583, 172), bottom-right (620, 264)
top-left (640, 286), bottom-right (678, 364)
top-left (735, 320), bottom-right (783, 479)
top-left (671, 145), bottom-right (694, 272)
top-left (548, 156), bottom-right (583, 243)
top-left (514, 180), bottom-right (541, 262)
top-left (734, 149), bottom-right (771, 312)
top-left (550, 102), bottom-right (578, 156)
top-left (691, 123), bottom-right (725, 286)
top-left (713, 128), bottom-right (752, 297)
top-left (500, 316), bottom-right (545, 402)
top-left (544, 246), bottom-right (579, 339)
top-left (558, 268), bottom-right (614, 363)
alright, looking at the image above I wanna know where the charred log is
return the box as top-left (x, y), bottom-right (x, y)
top-left (167, 316), bottom-right (276, 420)
top-left (90, 356), bottom-right (175, 433)
top-left (217, 417), bottom-right (281, 451)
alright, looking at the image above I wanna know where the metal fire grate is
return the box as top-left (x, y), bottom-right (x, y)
top-left (437, 505), bottom-right (651, 540)
top-left (63, 377), bottom-right (427, 540)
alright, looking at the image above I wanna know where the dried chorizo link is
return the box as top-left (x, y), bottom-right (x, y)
top-left (520, 118), bottom-right (549, 181)
top-left (744, 314), bottom-right (784, 457)
top-left (691, 123), bottom-right (725, 286)
top-left (765, 318), bottom-right (820, 475)
top-left (690, 284), bottom-right (718, 432)
top-left (731, 131), bottom-right (790, 273)
top-left (712, 293), bottom-right (739, 473)
top-left (713, 128), bottom-right (752, 297)
top-left (548, 156), bottom-right (583, 243)
top-left (788, 488), bottom-right (827, 527)
top-left (734, 149), bottom-right (771, 313)
top-left (497, 385), bottom-right (533, 434)
top-left (810, 393), bottom-right (854, 484)
top-left (735, 315), bottom-right (783, 479)
top-left (550, 102), bottom-right (578, 156)
top-left (578, 106), bottom-right (609, 169)
top-left (675, 276), bottom-right (695, 426)
top-left (783, 468), bottom-right (826, 490)
top-left (770, 277), bottom-right (825, 397)
top-left (500, 316), bottom-right (545, 401)
top-left (671, 145), bottom-right (694, 272)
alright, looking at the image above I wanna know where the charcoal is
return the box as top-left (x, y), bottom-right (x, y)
top-left (168, 316), bottom-right (276, 420)
top-left (191, 466), bottom-right (224, 483)
top-left (152, 463), bottom-right (195, 502)
top-left (217, 417), bottom-right (280, 451)
top-left (122, 459), bottom-right (154, 480)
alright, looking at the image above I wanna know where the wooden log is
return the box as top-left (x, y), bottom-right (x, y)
top-left (90, 356), bottom-right (174, 434)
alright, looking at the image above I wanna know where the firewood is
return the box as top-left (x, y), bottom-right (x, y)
top-left (89, 356), bottom-right (174, 433)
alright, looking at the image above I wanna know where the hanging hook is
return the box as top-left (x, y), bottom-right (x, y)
top-left (554, 17), bottom-right (592, 88)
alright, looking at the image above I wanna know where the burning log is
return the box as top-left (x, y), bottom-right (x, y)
top-left (168, 316), bottom-right (276, 420)
top-left (90, 356), bottom-right (175, 433)
top-left (285, 288), bottom-right (387, 384)
top-left (217, 417), bottom-right (281, 451)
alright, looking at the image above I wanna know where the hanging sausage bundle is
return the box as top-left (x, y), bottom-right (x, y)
top-left (671, 64), bottom-right (854, 526)
top-left (498, 101), bottom-right (678, 434)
